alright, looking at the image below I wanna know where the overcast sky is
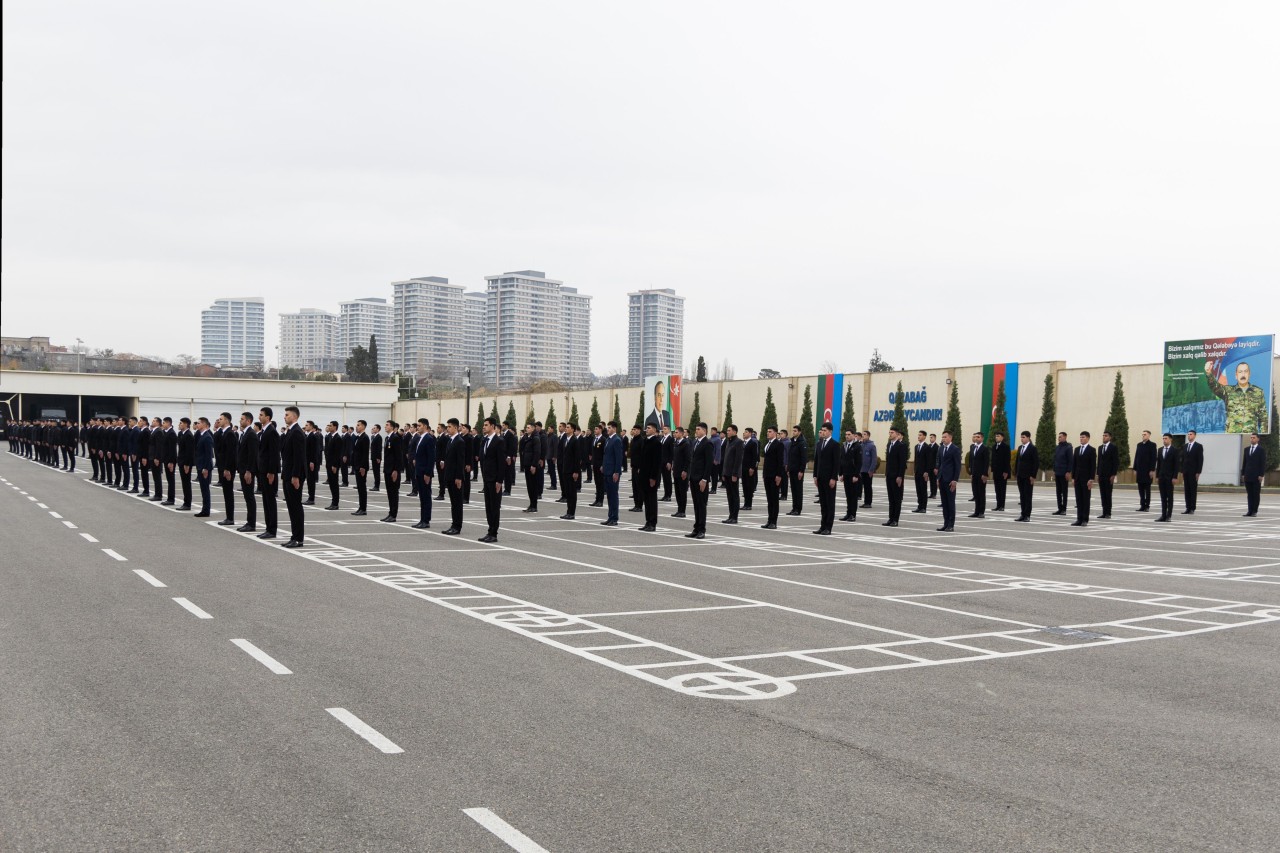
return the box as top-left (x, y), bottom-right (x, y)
top-left (3, 2), bottom-right (1277, 377)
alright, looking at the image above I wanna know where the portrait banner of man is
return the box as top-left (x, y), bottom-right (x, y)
top-left (1162, 335), bottom-right (1273, 435)
top-left (644, 374), bottom-right (681, 431)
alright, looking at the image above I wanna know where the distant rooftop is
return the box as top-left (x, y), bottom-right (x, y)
top-left (408, 276), bottom-right (450, 284)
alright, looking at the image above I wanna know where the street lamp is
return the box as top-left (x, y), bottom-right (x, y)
top-left (275, 346), bottom-right (280, 381)
top-left (76, 338), bottom-right (83, 373)
top-left (465, 367), bottom-right (472, 425)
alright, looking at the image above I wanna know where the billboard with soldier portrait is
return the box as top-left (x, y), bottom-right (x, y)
top-left (1162, 335), bottom-right (1273, 435)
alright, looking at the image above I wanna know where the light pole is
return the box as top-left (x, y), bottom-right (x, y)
top-left (465, 367), bottom-right (472, 425)
top-left (75, 338), bottom-right (83, 373)
top-left (275, 346), bottom-right (280, 381)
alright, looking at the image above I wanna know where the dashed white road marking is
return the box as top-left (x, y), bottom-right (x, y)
top-left (62, 520), bottom-right (77, 528)
top-left (80, 533), bottom-right (99, 543)
top-left (50, 511), bottom-right (62, 518)
top-left (172, 597), bottom-right (213, 619)
top-left (132, 569), bottom-right (167, 588)
top-left (37, 502), bottom-right (49, 508)
top-left (462, 808), bottom-right (551, 853)
top-left (230, 639), bottom-right (293, 674)
top-left (325, 708), bottom-right (402, 753)
top-left (102, 548), bottom-right (128, 562)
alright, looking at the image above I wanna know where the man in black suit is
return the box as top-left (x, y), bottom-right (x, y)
top-left (215, 413), bottom-right (238, 526)
top-left (628, 425), bottom-right (645, 512)
top-left (660, 426), bottom-right (674, 501)
top-left (324, 421), bottom-right (343, 510)
top-left (478, 417), bottom-right (507, 542)
top-left (236, 414), bottom-right (258, 530)
top-left (370, 424), bottom-right (383, 493)
top-left (556, 423), bottom-right (579, 519)
top-left (176, 418), bottom-right (196, 510)
top-left (935, 432), bottom-right (962, 531)
top-left (1014, 431), bottom-right (1039, 521)
top-left (161, 417), bottom-right (179, 505)
top-left (812, 422), bottom-right (841, 534)
top-left (503, 422), bottom-right (518, 497)
top-left (787, 426), bottom-right (807, 516)
top-left (382, 421), bottom-right (403, 523)
top-left (1070, 431), bottom-right (1097, 526)
top-left (912, 430), bottom-right (931, 513)
top-left (193, 418), bottom-right (216, 518)
top-left (927, 434), bottom-right (939, 498)
top-left (341, 425), bottom-right (355, 489)
top-left (405, 425), bottom-right (420, 498)
top-left (520, 423), bottom-right (544, 513)
top-left (720, 424), bottom-right (744, 524)
top-left (741, 428), bottom-right (759, 511)
top-left (686, 423), bottom-right (713, 539)
top-left (671, 427), bottom-right (690, 518)
top-left (883, 427), bottom-right (908, 527)
top-left (1096, 430), bottom-right (1119, 519)
top-left (305, 421), bottom-right (322, 505)
top-left (351, 420), bottom-right (370, 516)
top-left (968, 433), bottom-right (989, 518)
top-left (441, 418), bottom-right (468, 534)
top-left (257, 409), bottom-right (281, 539)
top-left (761, 427), bottom-right (785, 529)
top-left (435, 424), bottom-right (451, 502)
top-left (150, 417), bottom-right (166, 499)
top-left (1131, 430), bottom-right (1157, 511)
top-left (840, 430), bottom-right (861, 521)
top-left (591, 424), bottom-right (607, 507)
top-left (136, 418), bottom-right (151, 495)
top-left (1155, 433), bottom-right (1178, 522)
top-left (989, 432), bottom-right (1011, 512)
top-left (1241, 432), bottom-right (1267, 517)
top-left (639, 423), bottom-right (662, 531)
top-left (1052, 432), bottom-right (1072, 515)
top-left (279, 406), bottom-right (307, 548)
top-left (1181, 430), bottom-right (1204, 514)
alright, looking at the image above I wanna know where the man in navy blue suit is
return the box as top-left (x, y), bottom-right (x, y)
top-left (934, 431), bottom-right (962, 531)
top-left (601, 421), bottom-right (625, 526)
top-left (413, 418), bottom-right (436, 529)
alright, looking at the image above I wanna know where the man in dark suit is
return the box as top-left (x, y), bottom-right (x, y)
top-left (279, 406), bottom-right (307, 548)
top-left (741, 428), bottom-right (759, 511)
top-left (989, 432), bottom-right (1011, 512)
top-left (405, 425), bottom-right (420, 498)
top-left (478, 417), bottom-right (507, 542)
top-left (1052, 432), bottom-right (1072, 515)
top-left (382, 421), bottom-right (403, 523)
top-left (670, 427), bottom-right (690, 518)
top-left (440, 418), bottom-right (468, 534)
top-left (161, 417), bottom-right (179, 505)
top-left (193, 417), bottom-right (216, 518)
top-left (590, 424), bottom-right (607, 507)
top-left (1070, 431), bottom-right (1097, 526)
top-left (686, 423), bottom-right (713, 538)
top-left (639, 423), bottom-right (663, 531)
top-left (413, 418), bottom-right (436, 529)
top-left (257, 409), bottom-right (281, 539)
top-left (761, 427), bottom-right (785, 529)
top-left (628, 425), bottom-right (645, 512)
top-left (370, 424), bottom-right (383, 493)
top-left (556, 423), bottom-right (580, 519)
top-left (435, 424), bottom-right (451, 502)
top-left (786, 426), bottom-right (807, 516)
top-left (176, 418), bottom-right (196, 510)
top-left (660, 426), bottom-right (674, 501)
top-left (1132, 430), bottom-right (1157, 511)
top-left (503, 422), bottom-right (518, 496)
top-left (859, 432), bottom-right (878, 507)
top-left (720, 425), bottom-right (744, 524)
top-left (812, 422), bottom-right (841, 534)
top-left (912, 430), bottom-right (931, 513)
top-left (968, 433), bottom-right (989, 518)
top-left (927, 434), bottom-right (939, 498)
top-left (215, 413), bottom-right (238, 525)
top-left (305, 421), bottom-right (322, 505)
top-left (1012, 431), bottom-right (1039, 521)
top-left (544, 424), bottom-right (559, 492)
top-left (520, 423), bottom-right (544, 513)
top-left (236, 413), bottom-right (258, 532)
top-left (1096, 431), bottom-right (1119, 519)
top-left (1155, 433), bottom-right (1179, 522)
top-left (341, 425), bottom-right (355, 489)
top-left (840, 430), bottom-right (861, 521)
top-left (601, 421), bottom-right (625, 525)
top-left (1241, 432), bottom-right (1267, 517)
top-left (351, 420), bottom-right (370, 516)
top-left (883, 427), bottom-right (908, 527)
top-left (1181, 430), bottom-right (1204, 514)
top-left (324, 422), bottom-right (343, 510)
top-left (934, 431), bottom-right (962, 531)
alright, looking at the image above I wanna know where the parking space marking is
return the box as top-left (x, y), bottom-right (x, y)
top-left (462, 808), bottom-right (551, 853)
top-left (325, 708), bottom-right (402, 753)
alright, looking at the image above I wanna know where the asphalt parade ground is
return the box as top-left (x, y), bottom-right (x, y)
top-left (3, 451), bottom-right (1278, 852)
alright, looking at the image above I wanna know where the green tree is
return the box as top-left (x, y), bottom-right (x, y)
top-left (695, 356), bottom-right (707, 383)
top-left (891, 380), bottom-right (908, 435)
top-left (991, 380), bottom-right (1010, 441)
top-left (760, 387), bottom-right (778, 432)
top-left (798, 384), bottom-right (815, 458)
top-left (504, 401), bottom-right (517, 427)
top-left (344, 345), bottom-right (377, 383)
top-left (279, 366), bottom-right (303, 381)
top-left (314, 371), bottom-right (338, 382)
top-left (367, 335), bottom-right (380, 379)
top-left (524, 401), bottom-right (535, 427)
top-left (722, 393), bottom-right (734, 432)
top-left (868, 348), bottom-right (895, 373)
top-left (635, 391), bottom-right (645, 429)
top-left (545, 400), bottom-right (557, 431)
top-left (1035, 373), bottom-right (1057, 477)
top-left (943, 382), bottom-right (962, 446)
top-left (1264, 390), bottom-right (1279, 471)
top-left (840, 384), bottom-right (857, 437)
top-left (687, 391), bottom-right (702, 431)
top-left (489, 400), bottom-right (498, 422)
top-left (568, 400), bottom-right (580, 426)
top-left (1104, 370), bottom-right (1132, 468)
top-left (612, 396), bottom-right (621, 427)
top-left (475, 402), bottom-right (485, 427)
top-left (587, 397), bottom-right (601, 431)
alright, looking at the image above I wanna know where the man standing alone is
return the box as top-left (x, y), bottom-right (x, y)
top-left (1132, 430), bottom-right (1157, 512)
top-left (1241, 432), bottom-right (1266, 517)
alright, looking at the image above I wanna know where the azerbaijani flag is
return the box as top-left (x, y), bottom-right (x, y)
top-left (816, 373), bottom-right (844, 440)
top-left (980, 363), bottom-right (1019, 439)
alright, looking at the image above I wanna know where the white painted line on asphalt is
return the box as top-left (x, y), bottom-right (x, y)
top-left (325, 708), bottom-right (402, 753)
top-left (62, 520), bottom-right (77, 529)
top-left (49, 511), bottom-right (62, 518)
top-left (230, 639), bottom-right (293, 674)
top-left (173, 597), bottom-right (213, 619)
top-left (102, 548), bottom-right (128, 562)
top-left (37, 502), bottom-right (49, 508)
top-left (27, 495), bottom-right (37, 501)
top-left (80, 533), bottom-right (99, 543)
top-left (462, 808), bottom-right (551, 853)
top-left (133, 569), bottom-right (167, 588)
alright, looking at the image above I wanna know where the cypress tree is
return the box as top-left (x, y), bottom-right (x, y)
top-left (943, 382), bottom-right (962, 446)
top-left (991, 380), bottom-right (1010, 441)
top-left (476, 402), bottom-right (485, 427)
top-left (798, 384), bottom-right (815, 458)
top-left (840, 384), bottom-right (857, 436)
top-left (761, 387), bottom-right (778, 432)
top-left (612, 396), bottom-right (621, 427)
top-left (1034, 373), bottom-right (1057, 478)
top-left (891, 380), bottom-right (909, 435)
top-left (687, 391), bottom-right (702, 431)
top-left (524, 401), bottom-right (535, 426)
top-left (1104, 370), bottom-right (1132, 468)
top-left (1263, 390), bottom-right (1279, 471)
top-left (545, 400), bottom-right (557, 431)
top-left (568, 400), bottom-right (579, 426)
top-left (695, 356), bottom-right (707, 383)
top-left (587, 397), bottom-right (601, 432)
top-left (722, 393), bottom-right (734, 432)
top-left (367, 335), bottom-right (380, 379)
top-left (489, 400), bottom-right (498, 422)
top-left (635, 391), bottom-right (645, 429)
top-left (504, 401), bottom-right (517, 427)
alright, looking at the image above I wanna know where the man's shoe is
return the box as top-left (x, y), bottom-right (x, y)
top-left (992, 507), bottom-right (1004, 512)
top-left (1051, 510), bottom-right (1066, 516)
top-left (640, 525), bottom-right (656, 532)
top-left (479, 534), bottom-right (498, 543)
top-left (685, 531), bottom-right (704, 539)
top-left (522, 507), bottom-right (537, 513)
top-left (442, 528), bottom-right (460, 535)
top-left (937, 526), bottom-right (954, 532)
top-left (236, 524), bottom-right (256, 532)
top-left (324, 504), bottom-right (339, 510)
top-left (861, 502), bottom-right (872, 508)
top-left (560, 514), bottom-right (575, 520)
top-left (218, 519), bottom-right (236, 526)
top-left (257, 531), bottom-right (276, 539)
top-left (911, 508), bottom-right (926, 513)
top-left (629, 506), bottom-right (643, 512)
top-left (380, 516), bottom-right (396, 523)
top-left (786, 510), bottom-right (801, 516)
top-left (1096, 514), bottom-right (1111, 519)
top-left (162, 500), bottom-right (175, 506)
top-left (721, 518), bottom-right (737, 524)
top-left (1155, 517), bottom-right (1169, 522)
top-left (761, 523), bottom-right (777, 529)
top-left (351, 510), bottom-right (367, 516)
top-left (412, 522), bottom-right (430, 529)
top-left (129, 488), bottom-right (139, 494)
top-left (193, 511), bottom-right (211, 518)
top-left (601, 519), bottom-right (618, 526)
top-left (1182, 510), bottom-right (1194, 515)
top-left (1071, 521), bottom-right (1086, 526)
top-left (742, 504), bottom-right (753, 511)
top-left (1015, 517), bottom-right (1029, 522)
top-left (282, 540), bottom-right (303, 548)
top-left (882, 521), bottom-right (898, 527)
top-left (670, 511), bottom-right (686, 518)
top-left (968, 513), bottom-right (984, 518)
top-left (303, 498), bottom-right (315, 506)
top-left (435, 495), bottom-right (446, 501)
